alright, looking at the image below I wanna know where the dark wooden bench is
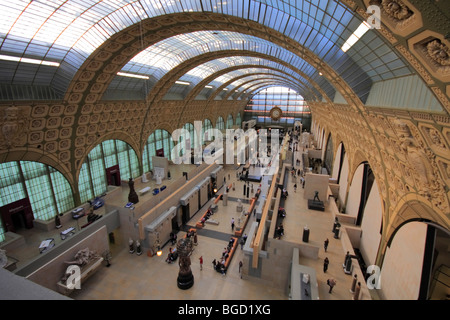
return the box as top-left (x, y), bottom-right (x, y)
top-left (224, 237), bottom-right (238, 269)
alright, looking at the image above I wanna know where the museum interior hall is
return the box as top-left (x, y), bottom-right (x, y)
top-left (0, 0), bottom-right (449, 301)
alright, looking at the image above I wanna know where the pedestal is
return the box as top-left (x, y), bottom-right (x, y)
top-left (350, 275), bottom-right (357, 293)
top-left (344, 257), bottom-right (353, 274)
top-left (223, 193), bottom-right (228, 206)
top-left (177, 272), bottom-right (194, 290)
top-left (307, 199), bottom-right (324, 211)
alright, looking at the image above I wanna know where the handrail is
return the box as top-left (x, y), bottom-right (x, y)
top-left (252, 134), bottom-right (289, 268)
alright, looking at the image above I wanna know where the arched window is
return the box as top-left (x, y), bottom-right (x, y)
top-left (202, 119), bottom-right (213, 144)
top-left (245, 86), bottom-right (311, 129)
top-left (226, 114), bottom-right (234, 129)
top-left (236, 113), bottom-right (242, 128)
top-left (143, 129), bottom-right (174, 172)
top-left (216, 116), bottom-right (224, 130)
top-left (0, 161), bottom-right (74, 241)
top-left (78, 140), bottom-right (139, 203)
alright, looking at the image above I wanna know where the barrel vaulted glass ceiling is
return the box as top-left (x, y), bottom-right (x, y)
top-left (0, 0), bottom-right (415, 103)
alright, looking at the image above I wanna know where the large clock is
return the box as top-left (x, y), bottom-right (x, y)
top-left (269, 106), bottom-right (282, 121)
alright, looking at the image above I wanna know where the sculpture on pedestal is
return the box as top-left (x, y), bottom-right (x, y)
top-left (308, 190), bottom-right (325, 211)
top-left (129, 238), bottom-right (135, 254)
top-left (313, 191), bottom-right (320, 202)
top-left (135, 240), bottom-right (142, 256)
top-left (64, 248), bottom-right (99, 267)
top-left (177, 238), bottom-right (194, 290)
top-left (55, 214), bottom-right (62, 229)
top-left (61, 248), bottom-right (100, 285)
top-left (128, 178), bottom-right (139, 204)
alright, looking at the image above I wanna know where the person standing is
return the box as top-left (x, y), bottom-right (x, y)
top-left (240, 237), bottom-right (245, 250)
top-left (323, 257), bottom-right (329, 273)
top-left (324, 238), bottom-right (329, 252)
top-left (327, 278), bottom-right (336, 293)
top-left (294, 183), bottom-right (297, 193)
top-left (212, 258), bottom-right (217, 269)
top-left (353, 282), bottom-right (361, 300)
top-left (199, 256), bottom-right (203, 271)
top-left (231, 218), bottom-right (235, 231)
top-left (239, 261), bottom-right (243, 279)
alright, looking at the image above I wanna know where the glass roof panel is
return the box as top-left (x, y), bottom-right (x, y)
top-left (0, 0), bottom-right (415, 102)
top-left (114, 30), bottom-right (333, 99)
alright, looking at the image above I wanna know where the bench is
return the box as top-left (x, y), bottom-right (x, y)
top-left (195, 183), bottom-right (233, 229)
top-left (224, 237), bottom-right (238, 270)
top-left (139, 186), bottom-right (151, 195)
top-left (196, 209), bottom-right (211, 228)
top-left (60, 227), bottom-right (75, 240)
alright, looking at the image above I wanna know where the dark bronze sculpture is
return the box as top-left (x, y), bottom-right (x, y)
top-left (128, 177), bottom-right (139, 204)
top-left (176, 238), bottom-right (194, 290)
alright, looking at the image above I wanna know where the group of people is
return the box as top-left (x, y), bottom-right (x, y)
top-left (200, 207), bottom-right (214, 226)
top-left (275, 223), bottom-right (285, 239)
top-left (213, 237), bottom-right (236, 275)
top-left (292, 166), bottom-right (306, 189)
top-left (278, 206), bottom-right (286, 218)
top-left (165, 247), bottom-right (178, 264)
top-left (281, 188), bottom-right (289, 199)
top-left (169, 232), bottom-right (177, 245)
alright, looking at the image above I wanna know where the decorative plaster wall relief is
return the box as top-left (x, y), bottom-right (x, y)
top-left (1, 106), bottom-right (29, 148)
top-left (422, 126), bottom-right (448, 154)
top-left (395, 120), bottom-right (448, 212)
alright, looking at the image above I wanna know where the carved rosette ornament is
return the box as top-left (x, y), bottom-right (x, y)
top-left (426, 40), bottom-right (450, 67)
top-left (368, 0), bottom-right (419, 36)
top-left (1, 106), bottom-right (28, 148)
top-left (381, 0), bottom-right (413, 21)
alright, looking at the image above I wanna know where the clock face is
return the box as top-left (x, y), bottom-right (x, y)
top-left (270, 107), bottom-right (282, 121)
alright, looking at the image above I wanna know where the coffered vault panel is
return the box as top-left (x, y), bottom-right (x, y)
top-left (0, 0), bottom-right (413, 104)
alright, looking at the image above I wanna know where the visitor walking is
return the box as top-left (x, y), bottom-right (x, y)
top-left (199, 256), bottom-right (203, 271)
top-left (327, 278), bottom-right (336, 293)
top-left (323, 257), bottom-right (329, 273)
top-left (231, 218), bottom-right (235, 231)
top-left (324, 238), bottom-right (329, 252)
top-left (240, 237), bottom-right (245, 250)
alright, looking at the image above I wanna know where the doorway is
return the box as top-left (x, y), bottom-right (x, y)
top-left (10, 210), bottom-right (26, 231)
top-left (182, 204), bottom-right (190, 225)
top-left (106, 165), bottom-right (121, 187)
top-left (171, 215), bottom-right (180, 232)
top-left (0, 198), bottom-right (34, 233)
